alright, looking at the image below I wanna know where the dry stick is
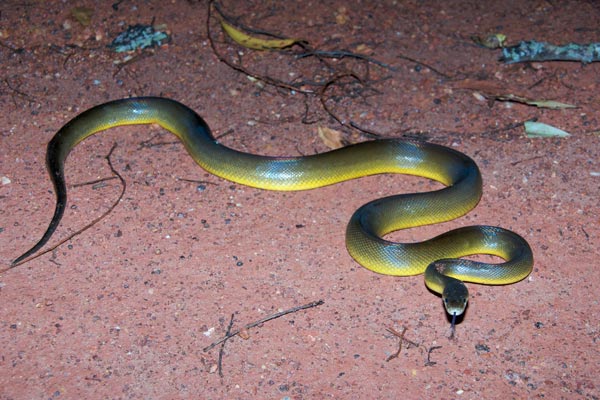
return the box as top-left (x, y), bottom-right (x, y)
top-left (395, 53), bottom-right (451, 79)
top-left (319, 73), bottom-right (387, 138)
top-left (425, 345), bottom-right (442, 367)
top-left (481, 120), bottom-right (528, 139)
top-left (296, 50), bottom-right (398, 72)
top-left (137, 132), bottom-right (181, 150)
top-left (112, 51), bottom-right (154, 78)
top-left (135, 136), bottom-right (219, 187)
top-left (6, 143), bottom-right (126, 270)
top-left (176, 177), bottom-right (218, 187)
top-left (4, 78), bottom-right (36, 104)
top-left (218, 313), bottom-right (235, 378)
top-left (72, 176), bottom-right (118, 188)
top-left (319, 72), bottom-right (365, 127)
top-left (138, 139), bottom-right (180, 149)
top-left (385, 326), bottom-right (419, 362)
top-left (203, 300), bottom-right (324, 352)
top-left (349, 121), bottom-right (382, 138)
top-left (0, 40), bottom-right (24, 54)
top-left (385, 326), bottom-right (407, 362)
top-left (581, 226), bottom-right (590, 241)
top-left (510, 155), bottom-right (544, 167)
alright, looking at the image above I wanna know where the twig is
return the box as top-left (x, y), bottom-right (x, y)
top-left (349, 121), bottom-right (383, 138)
top-left (482, 120), bottom-right (528, 139)
top-left (218, 313), bottom-right (235, 378)
top-left (385, 326), bottom-right (419, 362)
top-left (137, 132), bottom-right (181, 150)
top-left (395, 54), bottom-right (451, 79)
top-left (4, 78), bottom-right (36, 104)
top-left (319, 73), bottom-right (387, 138)
top-left (386, 326), bottom-right (407, 362)
top-left (425, 345), bottom-right (442, 366)
top-left (509, 155), bottom-right (544, 166)
top-left (319, 72), bottom-right (365, 127)
top-left (176, 177), bottom-right (218, 186)
top-left (0, 40), bottom-right (25, 55)
top-left (72, 176), bottom-right (118, 188)
top-left (112, 51), bottom-right (155, 78)
top-left (203, 300), bottom-right (324, 352)
top-left (296, 50), bottom-right (398, 72)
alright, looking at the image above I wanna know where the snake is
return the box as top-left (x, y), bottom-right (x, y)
top-left (12, 97), bottom-right (533, 321)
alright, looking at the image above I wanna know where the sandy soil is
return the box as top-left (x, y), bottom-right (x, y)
top-left (0, 1), bottom-right (598, 399)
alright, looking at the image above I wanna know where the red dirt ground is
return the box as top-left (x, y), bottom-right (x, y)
top-left (1, 1), bottom-right (598, 399)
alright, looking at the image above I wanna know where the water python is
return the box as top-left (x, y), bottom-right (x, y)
top-left (12, 97), bottom-right (533, 323)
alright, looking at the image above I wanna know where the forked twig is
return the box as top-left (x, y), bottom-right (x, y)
top-left (203, 300), bottom-right (324, 352)
top-left (385, 326), bottom-right (419, 362)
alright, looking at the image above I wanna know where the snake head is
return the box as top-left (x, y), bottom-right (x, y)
top-left (442, 280), bottom-right (469, 316)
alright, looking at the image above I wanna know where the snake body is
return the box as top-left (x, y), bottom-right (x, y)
top-left (13, 97), bottom-right (533, 317)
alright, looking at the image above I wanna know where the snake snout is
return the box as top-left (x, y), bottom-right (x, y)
top-left (442, 280), bottom-right (469, 316)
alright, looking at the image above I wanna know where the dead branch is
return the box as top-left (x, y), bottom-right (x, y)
top-left (203, 299), bottom-right (324, 352)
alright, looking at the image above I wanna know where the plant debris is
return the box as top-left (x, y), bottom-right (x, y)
top-left (109, 24), bottom-right (169, 53)
top-left (524, 121), bottom-right (570, 138)
top-left (501, 41), bottom-right (600, 64)
top-left (472, 33), bottom-right (506, 49)
top-left (486, 93), bottom-right (576, 109)
top-left (219, 18), bottom-right (302, 50)
top-left (71, 7), bottom-right (94, 27)
top-left (203, 300), bottom-right (324, 352)
top-left (317, 126), bottom-right (348, 149)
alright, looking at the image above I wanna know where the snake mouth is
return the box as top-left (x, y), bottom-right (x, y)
top-left (443, 295), bottom-right (468, 317)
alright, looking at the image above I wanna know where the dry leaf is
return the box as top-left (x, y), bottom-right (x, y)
top-left (471, 33), bottom-right (506, 49)
top-left (495, 94), bottom-right (576, 109)
top-left (453, 80), bottom-right (576, 109)
top-left (220, 19), bottom-right (300, 51)
top-left (239, 328), bottom-right (250, 340)
top-left (71, 7), bottom-right (93, 27)
top-left (354, 44), bottom-right (373, 54)
top-left (317, 126), bottom-right (347, 149)
top-left (524, 121), bottom-right (570, 138)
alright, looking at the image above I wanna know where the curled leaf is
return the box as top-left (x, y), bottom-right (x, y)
top-left (220, 19), bottom-right (301, 50)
